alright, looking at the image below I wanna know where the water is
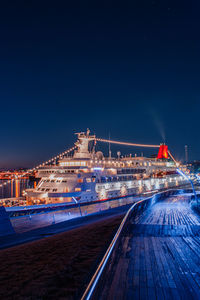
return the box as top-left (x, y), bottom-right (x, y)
top-left (0, 179), bottom-right (33, 199)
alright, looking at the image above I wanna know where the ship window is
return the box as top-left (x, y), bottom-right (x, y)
top-left (41, 188), bottom-right (45, 191)
top-left (56, 180), bottom-right (61, 183)
top-left (46, 180), bottom-right (50, 182)
top-left (46, 188), bottom-right (50, 191)
top-left (51, 180), bottom-right (55, 182)
top-left (53, 189), bottom-right (57, 192)
top-left (62, 180), bottom-right (67, 183)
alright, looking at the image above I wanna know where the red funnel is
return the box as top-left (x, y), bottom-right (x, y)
top-left (157, 144), bottom-right (168, 159)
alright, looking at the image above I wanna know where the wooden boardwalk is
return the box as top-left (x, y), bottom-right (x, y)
top-left (97, 196), bottom-right (200, 300)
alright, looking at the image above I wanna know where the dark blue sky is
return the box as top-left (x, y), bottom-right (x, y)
top-left (0, 1), bottom-right (199, 168)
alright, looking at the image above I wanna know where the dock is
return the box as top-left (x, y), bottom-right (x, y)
top-left (87, 194), bottom-right (200, 299)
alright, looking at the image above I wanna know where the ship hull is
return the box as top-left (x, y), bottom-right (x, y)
top-left (25, 175), bottom-right (185, 206)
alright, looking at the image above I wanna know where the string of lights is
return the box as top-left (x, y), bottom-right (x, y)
top-left (168, 150), bottom-right (178, 165)
top-left (0, 145), bottom-right (77, 188)
top-left (95, 138), bottom-right (160, 148)
top-left (31, 145), bottom-right (77, 171)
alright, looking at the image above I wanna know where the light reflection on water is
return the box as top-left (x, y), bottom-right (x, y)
top-left (0, 179), bottom-right (33, 199)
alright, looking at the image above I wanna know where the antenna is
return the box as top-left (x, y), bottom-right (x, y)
top-left (117, 151), bottom-right (121, 159)
top-left (109, 132), bottom-right (111, 158)
top-left (185, 145), bottom-right (188, 164)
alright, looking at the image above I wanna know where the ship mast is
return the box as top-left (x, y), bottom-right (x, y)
top-left (73, 129), bottom-right (96, 159)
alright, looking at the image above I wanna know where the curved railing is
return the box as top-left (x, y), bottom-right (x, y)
top-left (80, 189), bottom-right (180, 300)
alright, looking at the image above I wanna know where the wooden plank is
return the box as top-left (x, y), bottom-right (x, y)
top-left (92, 195), bottom-right (200, 299)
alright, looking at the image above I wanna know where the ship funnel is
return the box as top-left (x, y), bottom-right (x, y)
top-left (157, 144), bottom-right (168, 159)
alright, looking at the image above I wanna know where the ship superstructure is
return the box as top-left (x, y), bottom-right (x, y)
top-left (25, 130), bottom-right (185, 205)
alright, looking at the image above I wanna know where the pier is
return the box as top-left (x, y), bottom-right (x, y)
top-left (82, 193), bottom-right (200, 299)
top-left (0, 190), bottom-right (200, 299)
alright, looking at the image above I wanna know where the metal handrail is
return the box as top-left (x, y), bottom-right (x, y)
top-left (80, 188), bottom-right (181, 300)
top-left (80, 197), bottom-right (149, 300)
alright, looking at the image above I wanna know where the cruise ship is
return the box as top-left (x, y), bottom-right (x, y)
top-left (25, 130), bottom-right (185, 205)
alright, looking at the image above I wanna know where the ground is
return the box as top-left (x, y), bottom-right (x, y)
top-left (0, 214), bottom-right (123, 300)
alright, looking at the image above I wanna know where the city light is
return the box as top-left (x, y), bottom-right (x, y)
top-left (0, 145), bottom-right (77, 188)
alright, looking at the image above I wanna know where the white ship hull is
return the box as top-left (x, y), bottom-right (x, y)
top-left (26, 175), bottom-right (185, 205)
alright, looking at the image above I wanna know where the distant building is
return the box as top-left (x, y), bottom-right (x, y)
top-left (189, 161), bottom-right (200, 173)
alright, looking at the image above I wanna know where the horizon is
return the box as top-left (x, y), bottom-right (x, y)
top-left (0, 128), bottom-right (197, 169)
top-left (0, 129), bottom-right (196, 170)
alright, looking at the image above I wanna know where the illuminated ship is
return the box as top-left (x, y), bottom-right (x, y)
top-left (25, 130), bottom-right (185, 205)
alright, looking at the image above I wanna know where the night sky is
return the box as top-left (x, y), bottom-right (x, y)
top-left (0, 1), bottom-right (199, 168)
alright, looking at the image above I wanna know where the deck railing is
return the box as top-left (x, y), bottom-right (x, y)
top-left (80, 189), bottom-right (181, 300)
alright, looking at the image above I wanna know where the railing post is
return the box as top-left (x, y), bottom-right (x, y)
top-left (52, 213), bottom-right (55, 224)
top-left (72, 197), bottom-right (82, 217)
